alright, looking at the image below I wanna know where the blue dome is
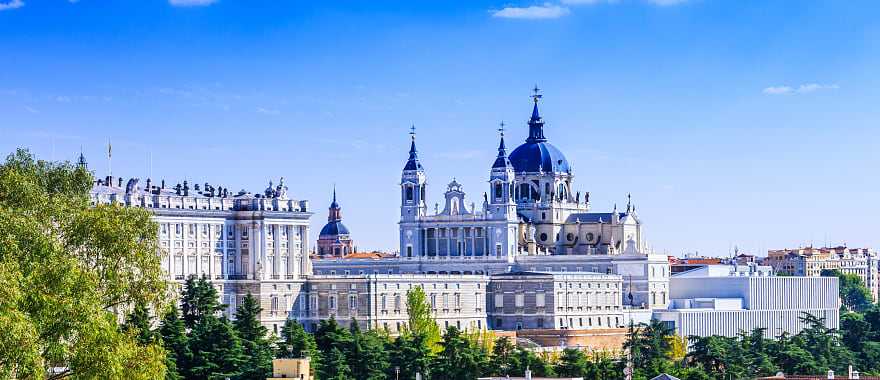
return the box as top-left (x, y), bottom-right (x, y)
top-left (319, 221), bottom-right (350, 237)
top-left (508, 141), bottom-right (570, 173)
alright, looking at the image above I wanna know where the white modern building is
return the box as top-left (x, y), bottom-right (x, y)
top-left (654, 265), bottom-right (839, 339)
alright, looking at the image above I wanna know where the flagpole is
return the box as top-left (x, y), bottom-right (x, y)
top-left (108, 138), bottom-right (112, 179)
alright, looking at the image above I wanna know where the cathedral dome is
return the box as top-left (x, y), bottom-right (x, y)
top-left (319, 221), bottom-right (350, 236)
top-left (508, 90), bottom-right (571, 174)
top-left (508, 141), bottom-right (570, 173)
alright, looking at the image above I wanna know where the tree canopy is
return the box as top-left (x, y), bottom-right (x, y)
top-left (0, 149), bottom-right (167, 379)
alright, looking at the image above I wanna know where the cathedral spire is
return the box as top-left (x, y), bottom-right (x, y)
top-left (526, 85), bottom-right (547, 143)
top-left (492, 121), bottom-right (512, 169)
top-left (403, 125), bottom-right (423, 171)
top-left (77, 147), bottom-right (88, 170)
top-left (328, 186), bottom-right (342, 222)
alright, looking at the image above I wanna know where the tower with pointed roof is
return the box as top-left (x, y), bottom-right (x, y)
top-left (489, 122), bottom-right (517, 221)
top-left (400, 127), bottom-right (427, 221)
top-left (317, 187), bottom-right (354, 257)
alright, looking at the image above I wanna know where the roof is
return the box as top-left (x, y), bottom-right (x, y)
top-left (492, 135), bottom-right (512, 169)
top-left (565, 212), bottom-right (628, 224)
top-left (343, 252), bottom-right (392, 260)
top-left (319, 221), bottom-right (349, 236)
top-left (650, 375), bottom-right (681, 380)
top-left (509, 141), bottom-right (570, 174)
top-left (403, 139), bottom-right (423, 171)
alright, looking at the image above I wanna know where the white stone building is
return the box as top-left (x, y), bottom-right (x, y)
top-left (90, 175), bottom-right (312, 334)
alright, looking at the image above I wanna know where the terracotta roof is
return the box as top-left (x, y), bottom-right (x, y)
top-left (342, 251), bottom-right (392, 259)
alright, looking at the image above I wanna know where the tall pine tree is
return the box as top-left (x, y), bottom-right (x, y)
top-left (158, 306), bottom-right (188, 380)
top-left (233, 293), bottom-right (275, 380)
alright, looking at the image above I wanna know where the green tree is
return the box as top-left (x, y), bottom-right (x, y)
top-left (388, 333), bottom-right (434, 380)
top-left (124, 300), bottom-right (158, 345)
top-left (555, 348), bottom-right (587, 378)
top-left (233, 293), bottom-right (275, 380)
top-left (822, 269), bottom-right (874, 312)
top-left (314, 317), bottom-right (353, 380)
top-left (325, 347), bottom-right (353, 380)
top-left (277, 319), bottom-right (321, 375)
top-left (347, 321), bottom-right (390, 380)
top-left (181, 275), bottom-right (223, 329)
top-left (188, 316), bottom-right (246, 380)
top-left (433, 326), bottom-right (483, 380)
top-left (404, 285), bottom-right (442, 354)
top-left (0, 149), bottom-right (167, 379)
top-left (488, 337), bottom-right (520, 376)
top-left (158, 306), bottom-right (188, 380)
top-left (511, 347), bottom-right (555, 378)
top-left (585, 351), bottom-right (619, 380)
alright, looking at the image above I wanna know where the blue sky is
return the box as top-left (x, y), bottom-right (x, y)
top-left (2, 0), bottom-right (878, 256)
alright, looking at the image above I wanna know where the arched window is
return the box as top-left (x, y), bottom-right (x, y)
top-left (494, 183), bottom-right (503, 200)
top-left (544, 183), bottom-right (551, 195)
top-left (405, 186), bottom-right (413, 201)
top-left (451, 197), bottom-right (460, 215)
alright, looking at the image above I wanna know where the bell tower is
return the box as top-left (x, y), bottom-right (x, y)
top-left (400, 126), bottom-right (427, 222)
top-left (489, 121), bottom-right (517, 220)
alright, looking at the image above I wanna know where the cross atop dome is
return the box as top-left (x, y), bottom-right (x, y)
top-left (526, 85), bottom-right (546, 143)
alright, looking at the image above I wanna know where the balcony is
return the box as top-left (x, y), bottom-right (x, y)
top-left (271, 275), bottom-right (280, 280)
top-left (228, 274), bottom-right (247, 280)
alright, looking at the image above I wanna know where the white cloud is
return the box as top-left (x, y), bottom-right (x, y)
top-left (491, 3), bottom-right (570, 19)
top-left (0, 0), bottom-right (24, 11)
top-left (797, 83), bottom-right (839, 93)
top-left (55, 95), bottom-right (71, 103)
top-left (24, 106), bottom-right (38, 114)
top-left (762, 86), bottom-right (793, 95)
top-left (763, 83), bottom-right (839, 95)
top-left (169, 0), bottom-right (216, 7)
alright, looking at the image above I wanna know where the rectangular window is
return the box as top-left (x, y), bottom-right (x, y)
top-left (329, 295), bottom-right (337, 310)
top-left (443, 293), bottom-right (449, 308)
top-left (381, 295), bottom-right (387, 310)
top-left (515, 293), bottom-right (524, 308)
top-left (537, 318), bottom-right (544, 328)
top-left (455, 293), bottom-right (461, 308)
top-left (349, 295), bottom-right (357, 309)
top-left (536, 293), bottom-right (546, 307)
top-left (494, 293), bottom-right (504, 308)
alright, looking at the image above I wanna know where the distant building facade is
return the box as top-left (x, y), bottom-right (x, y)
top-left (766, 246), bottom-right (879, 301)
